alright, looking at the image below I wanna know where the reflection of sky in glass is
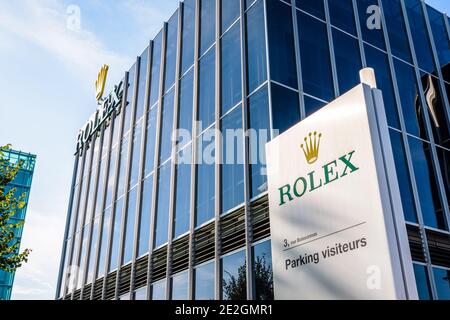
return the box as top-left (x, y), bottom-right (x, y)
top-left (134, 286), bottom-right (147, 300)
top-left (433, 267), bottom-right (450, 300)
top-left (171, 271), bottom-right (189, 300)
top-left (152, 280), bottom-right (166, 300)
top-left (222, 250), bottom-right (246, 300)
top-left (222, 250), bottom-right (246, 282)
top-left (195, 262), bottom-right (215, 300)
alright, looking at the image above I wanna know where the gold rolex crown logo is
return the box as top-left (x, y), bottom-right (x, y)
top-left (300, 131), bottom-right (322, 164)
top-left (95, 64), bottom-right (109, 102)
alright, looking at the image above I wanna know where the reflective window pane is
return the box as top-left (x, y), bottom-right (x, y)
top-left (97, 208), bottom-right (111, 278)
top-left (76, 155), bottom-right (91, 232)
top-left (382, 0), bottom-right (412, 63)
top-left (389, 130), bottom-right (418, 223)
top-left (245, 0), bottom-right (256, 10)
top-left (222, 0), bottom-right (240, 33)
top-left (124, 65), bottom-right (136, 136)
top-left (221, 22), bottom-right (242, 115)
top-left (74, 154), bottom-right (84, 185)
top-left (253, 240), bottom-right (274, 300)
top-left (364, 45), bottom-right (400, 129)
top-left (357, 0), bottom-right (386, 50)
top-left (76, 227), bottom-right (89, 289)
top-left (135, 286), bottom-right (148, 300)
top-left (152, 280), bottom-right (166, 300)
top-left (333, 29), bottom-right (362, 94)
top-left (428, 5), bottom-right (450, 82)
top-left (104, 147), bottom-right (117, 208)
top-left (222, 250), bottom-right (246, 300)
top-left (248, 86), bottom-right (270, 198)
top-left (405, 0), bottom-right (436, 74)
top-left (117, 134), bottom-right (130, 198)
top-left (409, 137), bottom-right (446, 230)
top-left (160, 90), bottom-right (175, 164)
top-left (444, 83), bottom-right (450, 137)
top-left (271, 83), bottom-right (300, 135)
top-left (164, 11), bottom-right (179, 92)
top-left (70, 232), bottom-right (80, 291)
top-left (136, 47), bottom-right (149, 121)
top-left (413, 264), bottom-right (432, 300)
top-left (297, 12), bottom-right (334, 102)
top-left (328, 0), bottom-right (356, 35)
top-left (181, 0), bottom-right (196, 74)
top-left (129, 122), bottom-right (143, 188)
top-left (221, 106), bottom-right (245, 213)
top-left (171, 271), bottom-right (189, 300)
top-left (109, 198), bottom-right (124, 271)
top-left (436, 147), bottom-right (450, 209)
top-left (86, 217), bottom-right (100, 284)
top-left (195, 130), bottom-right (216, 227)
top-left (304, 95), bottom-right (326, 117)
top-left (154, 162), bottom-right (172, 248)
top-left (59, 242), bottom-right (70, 297)
top-left (178, 70), bottom-right (194, 149)
top-left (85, 138), bottom-right (100, 224)
top-left (194, 261), bottom-right (215, 300)
top-left (267, 0), bottom-right (298, 89)
top-left (433, 267), bottom-right (450, 300)
top-left (150, 31), bottom-right (163, 107)
top-left (144, 108), bottom-right (158, 176)
top-left (198, 48), bottom-right (216, 128)
top-left (122, 188), bottom-right (137, 265)
top-left (296, 0), bottom-right (325, 20)
top-left (101, 124), bottom-right (111, 158)
top-left (138, 175), bottom-right (153, 257)
top-left (246, 0), bottom-right (267, 94)
top-left (394, 59), bottom-right (427, 140)
top-left (174, 146), bottom-right (192, 238)
top-left (79, 161), bottom-right (93, 231)
top-left (200, 0), bottom-right (216, 55)
top-left (109, 99), bottom-right (124, 143)
top-left (419, 76), bottom-right (450, 149)
top-left (119, 293), bottom-right (130, 300)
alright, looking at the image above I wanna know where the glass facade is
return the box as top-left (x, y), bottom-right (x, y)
top-left (0, 150), bottom-right (36, 300)
top-left (221, 250), bottom-right (246, 300)
top-left (58, 0), bottom-right (450, 300)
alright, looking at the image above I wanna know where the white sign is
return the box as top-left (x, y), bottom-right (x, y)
top-left (266, 83), bottom-right (417, 300)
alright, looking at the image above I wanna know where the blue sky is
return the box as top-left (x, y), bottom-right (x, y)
top-left (0, 0), bottom-right (449, 300)
top-left (0, 0), bottom-right (179, 300)
top-left (427, 0), bottom-right (450, 14)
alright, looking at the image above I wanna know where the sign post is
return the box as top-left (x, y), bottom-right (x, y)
top-left (266, 69), bottom-right (418, 300)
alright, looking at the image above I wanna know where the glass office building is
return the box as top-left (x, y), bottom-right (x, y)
top-left (57, 0), bottom-right (450, 300)
top-left (0, 149), bottom-right (36, 300)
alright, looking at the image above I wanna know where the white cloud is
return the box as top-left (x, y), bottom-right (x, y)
top-left (0, 0), bottom-right (128, 84)
top-left (123, 0), bottom-right (174, 30)
top-left (11, 209), bottom-right (65, 300)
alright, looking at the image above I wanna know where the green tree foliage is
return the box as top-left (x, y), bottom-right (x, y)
top-left (223, 263), bottom-right (247, 300)
top-left (253, 255), bottom-right (274, 300)
top-left (0, 144), bottom-right (31, 272)
top-left (222, 254), bottom-right (274, 300)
